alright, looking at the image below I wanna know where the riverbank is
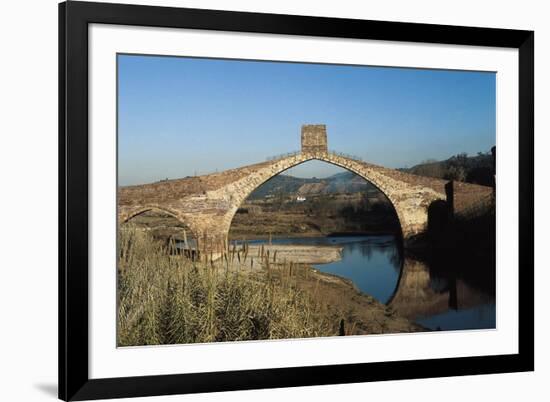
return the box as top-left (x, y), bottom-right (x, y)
top-left (118, 228), bottom-right (423, 346)
top-left (229, 195), bottom-right (400, 239)
top-left (220, 243), bottom-right (423, 335)
top-left (286, 264), bottom-right (424, 335)
top-left (228, 230), bottom-right (398, 242)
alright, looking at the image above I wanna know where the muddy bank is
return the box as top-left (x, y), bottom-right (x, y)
top-left (226, 250), bottom-right (424, 336)
top-left (316, 271), bottom-right (426, 335)
top-left (302, 267), bottom-right (424, 334)
top-left (274, 263), bottom-right (422, 335)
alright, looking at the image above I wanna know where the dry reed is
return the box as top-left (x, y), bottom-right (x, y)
top-left (117, 226), bottom-right (334, 346)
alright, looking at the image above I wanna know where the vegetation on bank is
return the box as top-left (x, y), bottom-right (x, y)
top-left (117, 226), bottom-right (334, 346)
top-left (118, 225), bottom-right (422, 346)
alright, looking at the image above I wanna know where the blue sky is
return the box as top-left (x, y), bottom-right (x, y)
top-left (118, 54), bottom-right (495, 186)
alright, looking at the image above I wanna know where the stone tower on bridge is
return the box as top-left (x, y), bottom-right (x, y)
top-left (301, 124), bottom-right (328, 153)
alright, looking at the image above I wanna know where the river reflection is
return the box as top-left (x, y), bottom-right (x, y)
top-left (389, 256), bottom-right (495, 330)
top-left (248, 235), bottom-right (495, 331)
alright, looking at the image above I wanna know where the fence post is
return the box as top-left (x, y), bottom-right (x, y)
top-left (445, 180), bottom-right (454, 219)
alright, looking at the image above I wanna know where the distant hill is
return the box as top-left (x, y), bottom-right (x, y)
top-left (403, 151), bottom-right (495, 186)
top-left (247, 171), bottom-right (376, 200)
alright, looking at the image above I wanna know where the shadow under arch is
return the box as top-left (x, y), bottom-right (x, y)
top-left (226, 155), bottom-right (405, 245)
top-left (120, 206), bottom-right (199, 247)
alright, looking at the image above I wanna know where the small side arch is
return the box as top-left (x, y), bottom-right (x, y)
top-left (119, 206), bottom-right (199, 248)
top-left (120, 205), bottom-right (184, 224)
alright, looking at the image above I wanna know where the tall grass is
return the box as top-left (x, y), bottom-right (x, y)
top-left (117, 226), bottom-right (334, 346)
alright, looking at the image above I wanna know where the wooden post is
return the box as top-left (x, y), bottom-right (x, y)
top-left (445, 180), bottom-right (454, 219)
top-left (183, 229), bottom-right (189, 250)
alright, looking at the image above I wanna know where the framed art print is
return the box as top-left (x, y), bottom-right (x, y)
top-left (59, 1), bottom-right (534, 400)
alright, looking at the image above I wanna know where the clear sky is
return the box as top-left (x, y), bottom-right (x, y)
top-left (118, 54), bottom-right (495, 186)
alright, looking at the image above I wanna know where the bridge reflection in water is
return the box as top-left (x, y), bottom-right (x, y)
top-left (388, 256), bottom-right (495, 330)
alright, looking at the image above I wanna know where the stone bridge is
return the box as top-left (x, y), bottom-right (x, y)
top-left (119, 125), bottom-right (492, 251)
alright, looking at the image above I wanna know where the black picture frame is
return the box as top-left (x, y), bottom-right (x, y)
top-left (59, 1), bottom-right (534, 400)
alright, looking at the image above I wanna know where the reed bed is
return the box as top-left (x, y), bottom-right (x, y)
top-left (117, 226), bottom-right (334, 346)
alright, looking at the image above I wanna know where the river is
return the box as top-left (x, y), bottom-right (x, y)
top-left (247, 235), bottom-right (496, 331)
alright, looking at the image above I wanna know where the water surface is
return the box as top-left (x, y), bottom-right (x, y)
top-left (248, 235), bottom-right (495, 331)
